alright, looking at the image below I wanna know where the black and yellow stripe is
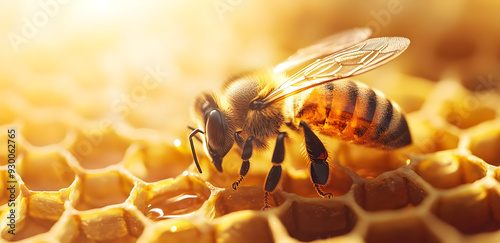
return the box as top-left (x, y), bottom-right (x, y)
top-left (294, 79), bottom-right (411, 150)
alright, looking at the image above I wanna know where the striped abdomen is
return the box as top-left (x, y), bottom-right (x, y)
top-left (292, 80), bottom-right (411, 149)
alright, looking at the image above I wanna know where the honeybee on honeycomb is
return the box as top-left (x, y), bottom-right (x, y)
top-left (2, 0), bottom-right (500, 241)
top-left (189, 28), bottom-right (412, 209)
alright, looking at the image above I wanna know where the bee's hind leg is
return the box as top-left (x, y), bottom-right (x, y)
top-left (300, 121), bottom-right (333, 199)
top-left (232, 135), bottom-right (254, 190)
top-left (262, 132), bottom-right (287, 210)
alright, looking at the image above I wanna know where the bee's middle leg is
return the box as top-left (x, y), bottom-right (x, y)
top-left (232, 134), bottom-right (254, 190)
top-left (262, 132), bottom-right (287, 210)
top-left (300, 121), bottom-right (333, 198)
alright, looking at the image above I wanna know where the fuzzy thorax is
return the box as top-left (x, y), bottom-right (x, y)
top-left (223, 70), bottom-right (287, 149)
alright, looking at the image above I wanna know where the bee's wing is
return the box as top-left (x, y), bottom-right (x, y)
top-left (273, 28), bottom-right (372, 74)
top-left (262, 37), bottom-right (410, 106)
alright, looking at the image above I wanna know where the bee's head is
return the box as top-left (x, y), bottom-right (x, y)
top-left (191, 92), bottom-right (235, 173)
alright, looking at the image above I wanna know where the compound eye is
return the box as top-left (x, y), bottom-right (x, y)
top-left (206, 110), bottom-right (226, 149)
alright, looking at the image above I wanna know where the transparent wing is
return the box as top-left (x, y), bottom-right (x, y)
top-left (262, 37), bottom-right (410, 106)
top-left (273, 28), bottom-right (372, 74)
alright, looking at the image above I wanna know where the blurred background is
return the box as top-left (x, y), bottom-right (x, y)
top-left (1, 0), bottom-right (499, 138)
top-left (1, 1), bottom-right (500, 241)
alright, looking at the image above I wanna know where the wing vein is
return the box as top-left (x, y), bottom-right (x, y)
top-left (262, 36), bottom-right (410, 107)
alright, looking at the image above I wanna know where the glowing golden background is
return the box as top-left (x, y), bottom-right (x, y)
top-left (0, 0), bottom-right (499, 242)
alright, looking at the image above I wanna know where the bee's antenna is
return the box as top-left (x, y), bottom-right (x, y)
top-left (188, 125), bottom-right (203, 143)
top-left (189, 129), bottom-right (205, 173)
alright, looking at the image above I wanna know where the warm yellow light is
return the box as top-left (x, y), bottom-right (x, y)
top-left (174, 139), bottom-right (181, 147)
top-left (170, 226), bottom-right (178, 232)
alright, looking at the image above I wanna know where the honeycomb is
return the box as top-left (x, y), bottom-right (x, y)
top-left (1, 0), bottom-right (500, 242)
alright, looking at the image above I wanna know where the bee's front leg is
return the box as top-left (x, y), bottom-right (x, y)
top-left (232, 135), bottom-right (254, 190)
top-left (234, 131), bottom-right (244, 148)
top-left (300, 121), bottom-right (333, 198)
top-left (262, 132), bottom-right (287, 210)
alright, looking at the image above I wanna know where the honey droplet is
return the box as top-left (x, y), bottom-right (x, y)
top-left (146, 193), bottom-right (206, 221)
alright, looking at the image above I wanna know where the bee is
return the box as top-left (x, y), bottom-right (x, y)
top-left (189, 28), bottom-right (412, 209)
